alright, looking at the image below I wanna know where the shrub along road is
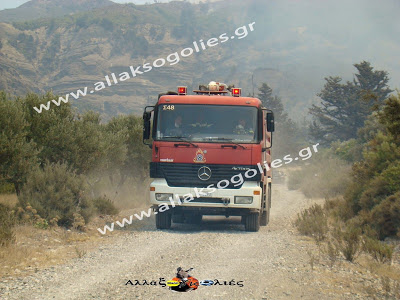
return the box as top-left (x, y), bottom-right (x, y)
top-left (0, 183), bottom-right (396, 299)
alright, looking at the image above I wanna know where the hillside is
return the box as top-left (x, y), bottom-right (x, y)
top-left (0, 0), bottom-right (263, 118)
top-left (0, 0), bottom-right (399, 119)
top-left (0, 0), bottom-right (115, 23)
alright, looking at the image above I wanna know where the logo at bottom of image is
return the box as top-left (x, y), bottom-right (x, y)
top-left (167, 267), bottom-right (199, 292)
top-left (125, 266), bottom-right (244, 292)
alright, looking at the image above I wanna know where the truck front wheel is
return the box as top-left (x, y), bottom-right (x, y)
top-left (172, 214), bottom-right (185, 224)
top-left (156, 211), bottom-right (171, 229)
top-left (245, 213), bottom-right (260, 232)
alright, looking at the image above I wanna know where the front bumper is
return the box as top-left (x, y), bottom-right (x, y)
top-left (149, 178), bottom-right (262, 209)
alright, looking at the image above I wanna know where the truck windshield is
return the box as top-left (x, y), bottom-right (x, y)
top-left (155, 104), bottom-right (258, 143)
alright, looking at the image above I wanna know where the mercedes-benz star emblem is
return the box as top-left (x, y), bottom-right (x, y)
top-left (198, 166), bottom-right (212, 181)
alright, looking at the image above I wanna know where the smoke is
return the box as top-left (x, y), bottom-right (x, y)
top-left (221, 0), bottom-right (400, 120)
top-left (88, 172), bottom-right (151, 210)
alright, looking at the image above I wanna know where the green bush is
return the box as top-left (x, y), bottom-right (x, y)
top-left (363, 237), bottom-right (394, 264)
top-left (356, 161), bottom-right (400, 212)
top-left (331, 139), bottom-right (363, 162)
top-left (332, 222), bottom-right (362, 262)
top-left (295, 204), bottom-right (328, 242)
top-left (358, 176), bottom-right (391, 211)
top-left (92, 196), bottom-right (119, 215)
top-left (380, 162), bottom-right (400, 194)
top-left (0, 181), bottom-right (15, 194)
top-left (371, 192), bottom-right (400, 239)
top-left (19, 162), bottom-right (93, 228)
top-left (336, 95), bottom-right (400, 239)
top-left (34, 218), bottom-right (49, 230)
top-left (0, 203), bottom-right (15, 246)
top-left (325, 197), bottom-right (354, 221)
top-left (325, 240), bottom-right (339, 269)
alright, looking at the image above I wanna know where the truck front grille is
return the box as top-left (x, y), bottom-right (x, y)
top-left (150, 163), bottom-right (261, 189)
top-left (185, 197), bottom-right (226, 204)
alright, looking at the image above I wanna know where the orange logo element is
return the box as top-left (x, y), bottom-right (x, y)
top-left (169, 267), bottom-right (199, 292)
top-left (193, 149), bottom-right (206, 163)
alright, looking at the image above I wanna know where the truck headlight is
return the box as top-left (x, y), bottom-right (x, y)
top-left (234, 196), bottom-right (253, 204)
top-left (155, 193), bottom-right (173, 201)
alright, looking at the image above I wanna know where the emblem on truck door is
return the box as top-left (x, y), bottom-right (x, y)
top-left (198, 166), bottom-right (212, 181)
top-left (193, 149), bottom-right (206, 163)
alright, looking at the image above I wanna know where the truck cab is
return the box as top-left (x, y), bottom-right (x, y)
top-left (143, 82), bottom-right (274, 231)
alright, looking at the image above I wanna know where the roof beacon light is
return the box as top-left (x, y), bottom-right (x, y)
top-left (177, 86), bottom-right (187, 95)
top-left (232, 88), bottom-right (241, 97)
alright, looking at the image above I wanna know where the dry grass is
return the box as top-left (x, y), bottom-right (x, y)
top-left (300, 242), bottom-right (400, 299)
top-left (0, 214), bottom-right (126, 278)
top-left (74, 246), bottom-right (87, 259)
top-left (294, 197), bottom-right (400, 298)
top-left (0, 191), bottom-right (144, 279)
top-left (361, 257), bottom-right (400, 282)
top-left (294, 203), bottom-right (328, 242)
top-left (0, 194), bottom-right (18, 208)
top-left (307, 250), bottom-right (318, 271)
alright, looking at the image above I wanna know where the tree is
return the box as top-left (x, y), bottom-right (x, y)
top-left (0, 92), bottom-right (38, 194)
top-left (19, 162), bottom-right (93, 227)
top-left (343, 93), bottom-right (400, 238)
top-left (19, 92), bottom-right (127, 183)
top-left (257, 83), bottom-right (304, 156)
top-left (310, 61), bottom-right (393, 145)
top-left (106, 115), bottom-right (151, 185)
top-left (100, 18), bottom-right (114, 31)
top-left (377, 94), bottom-right (400, 142)
top-left (354, 61), bottom-right (392, 102)
top-left (0, 90), bottom-right (150, 226)
top-left (76, 15), bottom-right (89, 29)
top-left (257, 83), bottom-right (287, 121)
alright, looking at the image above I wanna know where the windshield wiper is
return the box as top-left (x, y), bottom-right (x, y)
top-left (163, 136), bottom-right (198, 148)
top-left (208, 137), bottom-right (246, 149)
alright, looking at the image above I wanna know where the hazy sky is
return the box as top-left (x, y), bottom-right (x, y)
top-left (0, 0), bottom-right (28, 10)
top-left (0, 0), bottom-right (177, 11)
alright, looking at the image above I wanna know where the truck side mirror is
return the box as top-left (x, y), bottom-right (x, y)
top-left (143, 105), bottom-right (155, 148)
top-left (266, 112), bottom-right (275, 132)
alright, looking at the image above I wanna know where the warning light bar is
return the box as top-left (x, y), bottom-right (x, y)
top-left (232, 88), bottom-right (241, 97)
top-left (177, 86), bottom-right (187, 95)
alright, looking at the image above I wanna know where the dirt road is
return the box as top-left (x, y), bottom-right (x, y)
top-left (1, 184), bottom-right (363, 299)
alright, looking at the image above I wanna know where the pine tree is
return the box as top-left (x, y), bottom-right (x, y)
top-left (309, 61), bottom-right (393, 145)
top-left (257, 83), bottom-right (303, 155)
top-left (354, 61), bottom-right (392, 102)
top-left (257, 83), bottom-right (287, 122)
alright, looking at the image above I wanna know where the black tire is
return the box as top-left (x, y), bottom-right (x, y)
top-left (172, 214), bottom-right (185, 224)
top-left (186, 214), bottom-right (202, 224)
top-left (245, 212), bottom-right (260, 232)
top-left (156, 211), bottom-right (171, 229)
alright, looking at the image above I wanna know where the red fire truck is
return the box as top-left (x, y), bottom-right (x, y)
top-left (143, 82), bottom-right (274, 232)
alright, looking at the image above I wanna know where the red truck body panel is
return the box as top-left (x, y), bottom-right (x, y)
top-left (158, 95), bottom-right (262, 107)
top-left (152, 93), bottom-right (272, 178)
